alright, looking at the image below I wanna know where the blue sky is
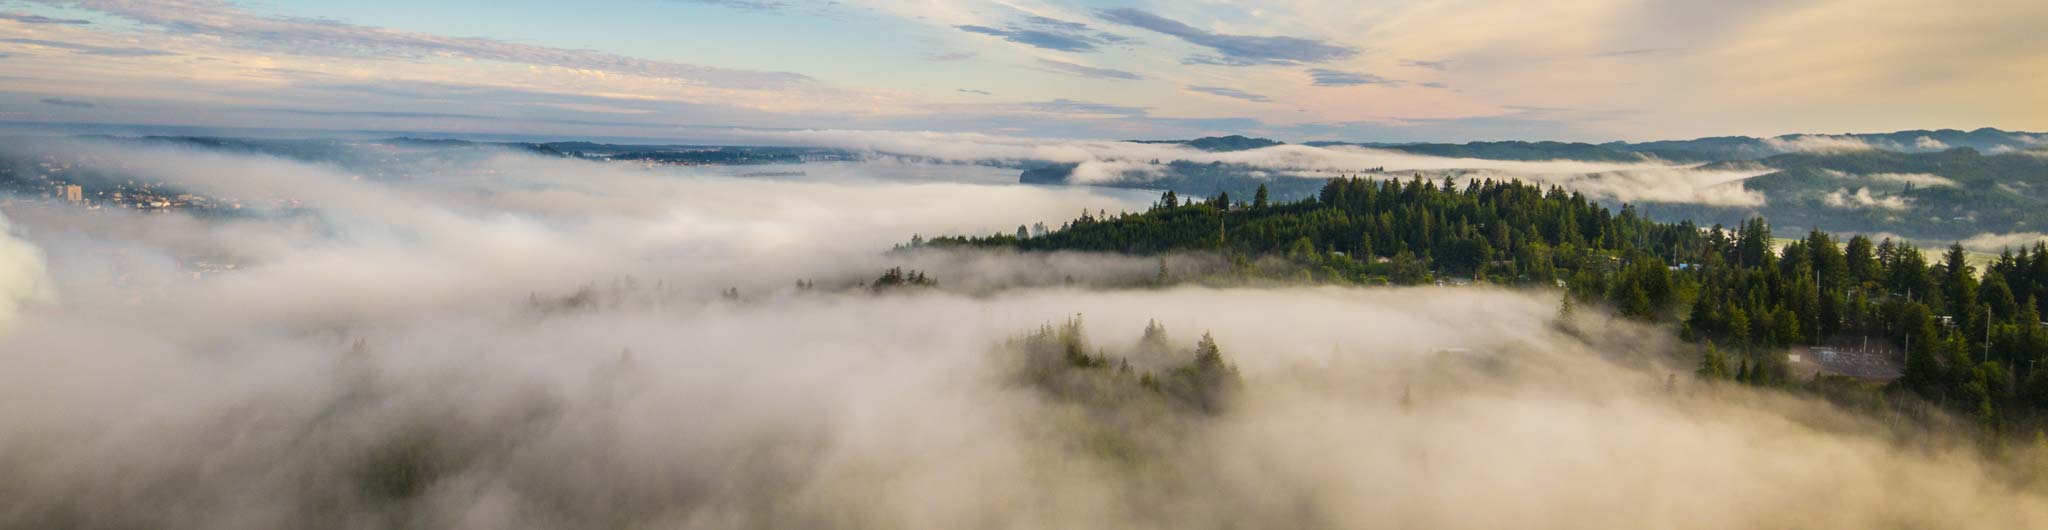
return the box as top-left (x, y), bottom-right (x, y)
top-left (1, 0), bottom-right (2044, 143)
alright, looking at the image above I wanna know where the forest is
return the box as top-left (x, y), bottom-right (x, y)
top-left (928, 175), bottom-right (2048, 438)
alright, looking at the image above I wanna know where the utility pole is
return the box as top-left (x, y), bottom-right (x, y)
top-left (1985, 305), bottom-right (1992, 364)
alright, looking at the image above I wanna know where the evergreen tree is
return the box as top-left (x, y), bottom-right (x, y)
top-left (1902, 330), bottom-right (1949, 400)
top-left (1943, 243), bottom-right (1980, 334)
top-left (1845, 235), bottom-right (1879, 285)
top-left (1698, 342), bottom-right (1731, 380)
top-left (1982, 272), bottom-right (2017, 320)
top-left (1727, 306), bottom-right (1752, 354)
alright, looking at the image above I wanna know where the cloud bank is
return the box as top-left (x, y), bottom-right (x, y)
top-left (1822, 169), bottom-right (1957, 188)
top-left (746, 130), bottom-right (1773, 206)
top-left (1762, 134), bottom-right (1878, 154)
top-left (0, 211), bottom-right (53, 326)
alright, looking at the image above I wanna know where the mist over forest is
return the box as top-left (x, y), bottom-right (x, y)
top-left (10, 0), bottom-right (2048, 524)
top-left (1, 137), bottom-right (2047, 529)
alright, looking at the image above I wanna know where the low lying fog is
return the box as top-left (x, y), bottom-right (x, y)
top-left (755, 129), bottom-right (1772, 206)
top-left (0, 139), bottom-right (2042, 529)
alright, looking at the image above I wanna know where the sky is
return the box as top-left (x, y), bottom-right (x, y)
top-left (0, 0), bottom-right (2044, 143)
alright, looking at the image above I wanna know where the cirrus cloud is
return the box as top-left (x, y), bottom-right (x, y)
top-left (1094, 7), bottom-right (1356, 66)
top-left (1186, 85), bottom-right (1271, 103)
top-left (1032, 58), bottom-right (1144, 80)
top-left (1307, 69), bottom-right (1402, 87)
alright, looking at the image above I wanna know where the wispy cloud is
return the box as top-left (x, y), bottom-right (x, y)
top-left (676, 0), bottom-right (791, 11)
top-left (260, 108), bottom-right (495, 120)
top-left (1186, 85), bottom-right (1271, 102)
top-left (1019, 98), bottom-right (1150, 116)
top-left (0, 37), bottom-right (172, 57)
top-left (1400, 59), bottom-right (1451, 71)
top-left (0, 11), bottom-right (90, 24)
top-left (921, 51), bottom-right (977, 62)
top-left (956, 14), bottom-right (1124, 53)
top-left (1033, 58), bottom-right (1144, 80)
top-left (37, 0), bottom-right (814, 90)
top-left (957, 25), bottom-right (1100, 52)
top-left (38, 97), bottom-right (93, 108)
top-left (957, 88), bottom-right (992, 96)
top-left (1307, 69), bottom-right (1401, 87)
top-left (1588, 48), bottom-right (1674, 58)
top-left (1094, 8), bottom-right (1356, 65)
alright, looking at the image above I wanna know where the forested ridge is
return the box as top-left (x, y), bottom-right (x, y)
top-left (930, 175), bottom-right (2048, 437)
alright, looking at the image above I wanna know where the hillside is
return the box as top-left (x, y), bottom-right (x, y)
top-left (933, 175), bottom-right (2048, 436)
top-left (1127, 135), bottom-right (1284, 152)
top-left (1646, 148), bottom-right (2048, 241)
top-left (1022, 130), bottom-right (2048, 243)
top-left (1309, 140), bottom-right (1654, 162)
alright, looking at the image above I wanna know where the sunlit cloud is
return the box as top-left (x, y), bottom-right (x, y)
top-left (0, 37), bottom-right (173, 57)
top-left (1032, 58), bottom-right (1145, 81)
top-left (1307, 69), bottom-right (1402, 87)
top-left (0, 11), bottom-right (89, 24)
top-left (0, 0), bottom-right (2043, 141)
top-left (1094, 7), bottom-right (1357, 66)
top-left (1186, 85), bottom-right (1271, 103)
top-left (955, 14), bottom-right (1125, 53)
top-left (38, 97), bottom-right (93, 108)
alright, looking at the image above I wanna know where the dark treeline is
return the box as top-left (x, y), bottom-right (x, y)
top-left (929, 175), bottom-right (2048, 437)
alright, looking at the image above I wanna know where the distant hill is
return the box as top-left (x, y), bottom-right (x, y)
top-left (1308, 140), bottom-right (1652, 162)
top-left (1298, 128), bottom-right (2048, 163)
top-left (20, 135), bottom-right (879, 170)
top-left (1641, 148), bottom-right (2048, 241)
top-left (1028, 129), bottom-right (2048, 242)
top-left (1021, 160), bottom-right (1331, 202)
top-left (1609, 128), bottom-right (2047, 162)
top-left (1129, 135), bottom-right (1284, 152)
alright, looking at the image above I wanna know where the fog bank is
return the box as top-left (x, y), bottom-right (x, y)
top-left (0, 139), bottom-right (2043, 529)
top-left (754, 130), bottom-right (1773, 206)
